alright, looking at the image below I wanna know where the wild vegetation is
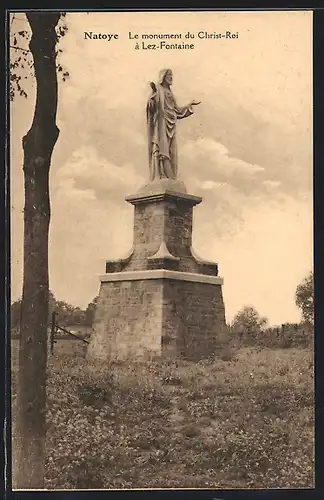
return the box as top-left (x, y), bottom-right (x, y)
top-left (11, 335), bottom-right (314, 490)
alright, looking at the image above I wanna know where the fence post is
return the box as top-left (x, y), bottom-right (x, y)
top-left (50, 312), bottom-right (56, 356)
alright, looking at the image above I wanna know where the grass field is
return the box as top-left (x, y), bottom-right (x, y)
top-left (11, 339), bottom-right (314, 489)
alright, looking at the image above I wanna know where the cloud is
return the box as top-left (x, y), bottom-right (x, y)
top-left (262, 180), bottom-right (282, 189)
top-left (192, 138), bottom-right (229, 156)
top-left (182, 137), bottom-right (265, 182)
top-left (201, 180), bottom-right (227, 190)
top-left (56, 145), bottom-right (145, 201)
top-left (57, 178), bottom-right (97, 201)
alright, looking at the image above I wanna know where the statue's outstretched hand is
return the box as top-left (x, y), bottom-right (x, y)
top-left (190, 100), bottom-right (201, 106)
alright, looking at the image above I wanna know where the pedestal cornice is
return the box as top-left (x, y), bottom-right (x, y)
top-left (99, 269), bottom-right (223, 285)
top-left (125, 190), bottom-right (202, 206)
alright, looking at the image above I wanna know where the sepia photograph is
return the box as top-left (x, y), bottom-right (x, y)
top-left (9, 9), bottom-right (314, 491)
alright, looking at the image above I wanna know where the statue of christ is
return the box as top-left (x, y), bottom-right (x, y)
top-left (146, 69), bottom-right (201, 181)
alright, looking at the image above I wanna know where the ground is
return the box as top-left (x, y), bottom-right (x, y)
top-left (11, 339), bottom-right (314, 489)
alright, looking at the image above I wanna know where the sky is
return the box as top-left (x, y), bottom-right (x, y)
top-left (10, 10), bottom-right (313, 326)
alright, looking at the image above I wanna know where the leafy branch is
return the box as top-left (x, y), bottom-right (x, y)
top-left (10, 12), bottom-right (70, 101)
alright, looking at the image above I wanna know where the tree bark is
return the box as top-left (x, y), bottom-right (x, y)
top-left (13, 12), bottom-right (60, 489)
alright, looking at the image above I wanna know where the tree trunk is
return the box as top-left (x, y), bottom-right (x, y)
top-left (13, 12), bottom-right (60, 489)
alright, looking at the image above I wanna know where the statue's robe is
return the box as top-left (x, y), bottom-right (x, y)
top-left (147, 84), bottom-right (193, 181)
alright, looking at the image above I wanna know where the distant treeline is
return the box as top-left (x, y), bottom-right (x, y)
top-left (227, 321), bottom-right (313, 349)
top-left (11, 292), bottom-right (98, 332)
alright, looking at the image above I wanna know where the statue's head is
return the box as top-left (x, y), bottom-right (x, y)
top-left (159, 68), bottom-right (173, 86)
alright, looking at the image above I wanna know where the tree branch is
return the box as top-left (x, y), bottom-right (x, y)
top-left (10, 45), bottom-right (31, 53)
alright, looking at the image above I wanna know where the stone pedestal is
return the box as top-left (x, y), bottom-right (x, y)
top-left (87, 179), bottom-right (226, 362)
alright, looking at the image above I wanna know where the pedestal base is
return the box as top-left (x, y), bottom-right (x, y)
top-left (87, 179), bottom-right (227, 362)
top-left (87, 270), bottom-right (226, 362)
